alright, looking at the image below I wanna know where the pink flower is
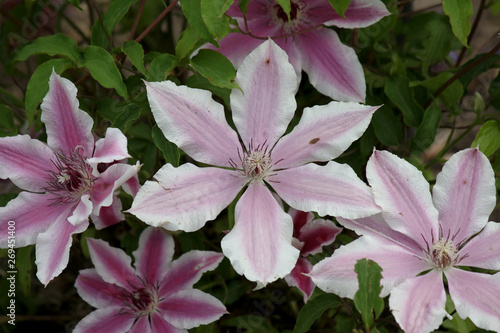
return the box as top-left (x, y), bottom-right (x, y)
top-left (129, 40), bottom-right (380, 285)
top-left (310, 149), bottom-right (500, 332)
top-left (0, 71), bottom-right (140, 285)
top-left (205, 0), bottom-right (390, 102)
top-left (284, 208), bottom-right (341, 302)
top-left (74, 227), bottom-right (227, 333)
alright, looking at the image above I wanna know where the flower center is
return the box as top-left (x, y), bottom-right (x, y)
top-left (242, 150), bottom-right (273, 179)
top-left (272, 0), bottom-right (307, 32)
top-left (118, 282), bottom-right (159, 317)
top-left (428, 238), bottom-right (458, 269)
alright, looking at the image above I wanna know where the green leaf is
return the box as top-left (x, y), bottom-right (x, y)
top-left (371, 105), bottom-right (402, 146)
top-left (16, 246), bottom-right (33, 295)
top-left (151, 125), bottom-right (180, 167)
top-left (385, 74), bottom-right (424, 127)
top-left (80, 227), bottom-right (96, 259)
top-left (293, 294), bottom-right (340, 333)
top-left (68, 0), bottom-right (83, 9)
top-left (411, 105), bottom-right (442, 154)
top-left (103, 0), bottom-right (138, 35)
top-left (354, 259), bottom-right (384, 330)
top-left (180, 0), bottom-right (216, 46)
top-left (122, 40), bottom-right (147, 76)
top-left (422, 16), bottom-right (453, 73)
top-left (201, 0), bottom-right (233, 40)
top-left (471, 120), bottom-right (500, 156)
top-left (148, 53), bottom-right (178, 81)
top-left (25, 59), bottom-right (74, 125)
top-left (0, 104), bottom-right (17, 137)
top-left (238, 0), bottom-right (251, 15)
top-left (82, 45), bottom-right (128, 98)
top-left (459, 53), bottom-right (500, 91)
top-left (175, 25), bottom-right (204, 61)
top-left (411, 71), bottom-right (463, 108)
top-left (275, 0), bottom-right (291, 20)
top-left (191, 49), bottom-right (240, 90)
top-left (327, 0), bottom-right (351, 18)
top-left (91, 21), bottom-right (108, 48)
top-left (442, 0), bottom-right (473, 47)
top-left (14, 33), bottom-right (79, 63)
top-left (114, 102), bottom-right (141, 133)
top-left (185, 73), bottom-right (231, 106)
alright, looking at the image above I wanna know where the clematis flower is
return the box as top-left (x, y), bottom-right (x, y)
top-left (0, 71), bottom-right (140, 286)
top-left (74, 227), bottom-right (227, 333)
top-left (204, 0), bottom-right (390, 102)
top-left (129, 40), bottom-right (381, 286)
top-left (310, 148), bottom-right (500, 333)
top-left (284, 208), bottom-right (341, 302)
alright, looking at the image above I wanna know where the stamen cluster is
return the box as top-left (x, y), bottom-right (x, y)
top-left (423, 228), bottom-right (468, 270)
top-left (118, 280), bottom-right (159, 317)
top-left (229, 141), bottom-right (276, 181)
top-left (272, 0), bottom-right (308, 33)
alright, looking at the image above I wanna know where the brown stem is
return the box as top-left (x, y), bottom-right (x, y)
top-left (130, 0), bottom-right (147, 40)
top-left (135, 0), bottom-right (179, 43)
top-left (455, 0), bottom-right (487, 67)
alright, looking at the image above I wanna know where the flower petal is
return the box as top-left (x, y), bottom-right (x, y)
top-left (86, 238), bottom-right (140, 290)
top-left (288, 208), bottom-right (314, 237)
top-left (151, 312), bottom-right (187, 333)
top-left (130, 316), bottom-right (152, 333)
top-left (322, 0), bottom-right (390, 28)
top-left (91, 196), bottom-right (124, 230)
top-left (75, 268), bottom-right (127, 308)
top-left (41, 71), bottom-right (94, 155)
top-left (128, 163), bottom-right (245, 232)
top-left (299, 219), bottom-right (342, 256)
top-left (389, 270), bottom-right (447, 333)
top-left (73, 308), bottom-right (135, 333)
top-left (35, 217), bottom-right (88, 286)
top-left (432, 148), bottom-right (496, 243)
top-left (310, 236), bottom-right (429, 299)
top-left (133, 227), bottom-right (175, 283)
top-left (285, 257), bottom-right (315, 303)
top-left (230, 39), bottom-right (297, 148)
top-left (459, 221), bottom-right (500, 270)
top-left (296, 29), bottom-right (365, 102)
top-left (272, 102), bottom-right (378, 168)
top-left (160, 250), bottom-right (224, 296)
top-left (86, 128), bottom-right (130, 176)
top-left (367, 150), bottom-right (439, 248)
top-left (159, 289), bottom-right (227, 329)
top-left (145, 80), bottom-right (240, 167)
top-left (67, 194), bottom-right (92, 226)
top-left (270, 162), bottom-right (380, 219)
top-left (446, 268), bottom-right (500, 332)
top-left (221, 183), bottom-right (300, 285)
top-left (0, 134), bottom-right (56, 192)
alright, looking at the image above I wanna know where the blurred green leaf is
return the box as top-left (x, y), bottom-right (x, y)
top-left (201, 0), bottom-right (233, 40)
top-left (114, 102), bottom-right (141, 133)
top-left (372, 105), bottom-right (402, 146)
top-left (191, 49), bottom-right (240, 90)
top-left (459, 53), bottom-right (500, 90)
top-left (489, 72), bottom-right (500, 110)
top-left (0, 104), bottom-right (17, 137)
top-left (327, 0), bottom-right (351, 18)
top-left (103, 0), bottom-right (138, 35)
top-left (122, 40), bottom-right (147, 76)
top-left (91, 21), bottom-right (108, 48)
top-left (442, 0), bottom-right (473, 47)
top-left (385, 74), bottom-right (423, 127)
top-left (148, 54), bottom-right (178, 81)
top-left (176, 25), bottom-right (204, 61)
top-left (422, 16), bottom-right (453, 73)
top-left (80, 227), bottom-right (96, 259)
top-left (152, 125), bottom-right (180, 167)
top-left (412, 71), bottom-right (463, 108)
top-left (14, 33), bottom-right (79, 63)
top-left (471, 120), bottom-right (500, 156)
top-left (275, 0), bottom-right (291, 20)
top-left (293, 293), bottom-right (340, 333)
top-left (16, 246), bottom-right (33, 295)
top-left (180, 0), bottom-right (216, 46)
top-left (411, 105), bottom-right (442, 154)
top-left (354, 259), bottom-right (384, 330)
top-left (238, 0), bottom-right (251, 15)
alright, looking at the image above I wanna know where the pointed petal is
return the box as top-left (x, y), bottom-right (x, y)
top-left (128, 164), bottom-right (245, 232)
top-left (230, 39), bottom-right (297, 148)
top-left (285, 257), bottom-right (315, 303)
top-left (310, 236), bottom-right (429, 299)
top-left (322, 0), bottom-right (390, 28)
top-left (75, 268), bottom-right (127, 308)
top-left (86, 238), bottom-right (140, 290)
top-left (272, 102), bottom-right (378, 168)
top-left (288, 208), bottom-right (314, 237)
top-left (35, 218), bottom-right (88, 286)
top-left (133, 227), bottom-right (175, 283)
top-left (67, 194), bottom-right (92, 226)
top-left (446, 268), bottom-right (500, 332)
top-left (221, 183), bottom-right (300, 285)
top-left (433, 148), bottom-right (496, 243)
top-left (145, 80), bottom-right (240, 167)
top-left (160, 250), bottom-right (224, 296)
top-left (151, 312), bottom-right (187, 333)
top-left (73, 308), bottom-right (134, 333)
top-left (296, 30), bottom-right (365, 102)
top-left (299, 219), bottom-right (342, 256)
top-left (270, 162), bottom-right (380, 219)
top-left (159, 289), bottom-right (227, 329)
top-left (123, 173), bottom-right (141, 197)
top-left (389, 270), bottom-right (447, 333)
top-left (0, 135), bottom-right (56, 192)
top-left (41, 71), bottom-right (94, 155)
top-left (367, 150), bottom-right (439, 248)
top-left (459, 222), bottom-right (500, 270)
top-left (86, 128), bottom-right (130, 176)
top-left (0, 192), bottom-right (68, 248)
top-left (91, 196), bottom-right (124, 229)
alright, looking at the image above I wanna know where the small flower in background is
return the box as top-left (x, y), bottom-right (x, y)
top-left (129, 39), bottom-right (381, 286)
top-left (0, 71), bottom-right (140, 286)
top-left (204, 0), bottom-right (390, 102)
top-left (74, 227), bottom-right (227, 333)
top-left (284, 208), bottom-right (342, 302)
top-left (310, 148), bottom-right (500, 333)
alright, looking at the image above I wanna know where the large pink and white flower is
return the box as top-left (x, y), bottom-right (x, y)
top-left (129, 40), bottom-right (381, 285)
top-left (310, 148), bottom-right (500, 333)
top-left (0, 71), bottom-right (140, 286)
top-left (205, 0), bottom-right (390, 102)
top-left (74, 227), bottom-right (227, 333)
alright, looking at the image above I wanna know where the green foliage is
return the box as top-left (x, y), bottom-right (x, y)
top-left (354, 259), bottom-right (384, 330)
top-left (384, 74), bottom-right (424, 127)
top-left (442, 0), bottom-right (473, 47)
top-left (411, 105), bottom-right (442, 154)
top-left (14, 33), bottom-right (80, 63)
top-left (293, 293), bottom-right (340, 333)
top-left (152, 124), bottom-right (180, 167)
top-left (148, 53), bottom-right (178, 81)
top-left (471, 120), bottom-right (500, 157)
top-left (16, 246), bottom-right (33, 295)
top-left (200, 0), bottom-right (234, 40)
top-left (122, 40), bottom-right (147, 76)
top-left (180, 0), bottom-right (218, 46)
top-left (103, 0), bottom-right (139, 35)
top-left (275, 0), bottom-right (292, 21)
top-left (191, 49), bottom-right (240, 90)
top-left (327, 0), bottom-right (351, 18)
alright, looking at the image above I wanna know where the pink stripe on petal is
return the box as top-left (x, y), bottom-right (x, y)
top-left (299, 219), bottom-right (341, 256)
top-left (367, 150), bottom-right (439, 247)
top-left (86, 128), bottom-right (130, 176)
top-left (433, 148), bottom-right (496, 244)
top-left (272, 102), bottom-right (378, 168)
top-left (129, 164), bottom-right (245, 232)
top-left (230, 39), bottom-right (298, 148)
top-left (389, 270), bottom-right (447, 333)
top-left (150, 312), bottom-right (187, 333)
top-left (289, 208), bottom-right (314, 237)
top-left (322, 0), bottom-right (390, 28)
top-left (133, 227), bottom-right (175, 283)
top-left (160, 250), bottom-right (224, 296)
top-left (75, 268), bottom-right (127, 308)
top-left (459, 222), bottom-right (500, 270)
top-left (91, 197), bottom-right (124, 230)
top-left (221, 183), bottom-right (300, 285)
top-left (146, 80), bottom-right (240, 167)
top-left (123, 174), bottom-right (141, 197)
top-left (73, 308), bottom-right (134, 333)
top-left (0, 135), bottom-right (56, 192)
top-left (285, 257), bottom-right (315, 303)
top-left (41, 71), bottom-right (94, 155)
top-left (446, 268), bottom-right (500, 332)
top-left (87, 238), bottom-right (140, 290)
top-left (130, 316), bottom-right (152, 333)
top-left (159, 289), bottom-right (227, 329)
top-left (271, 162), bottom-right (380, 219)
top-left (35, 217), bottom-right (88, 286)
